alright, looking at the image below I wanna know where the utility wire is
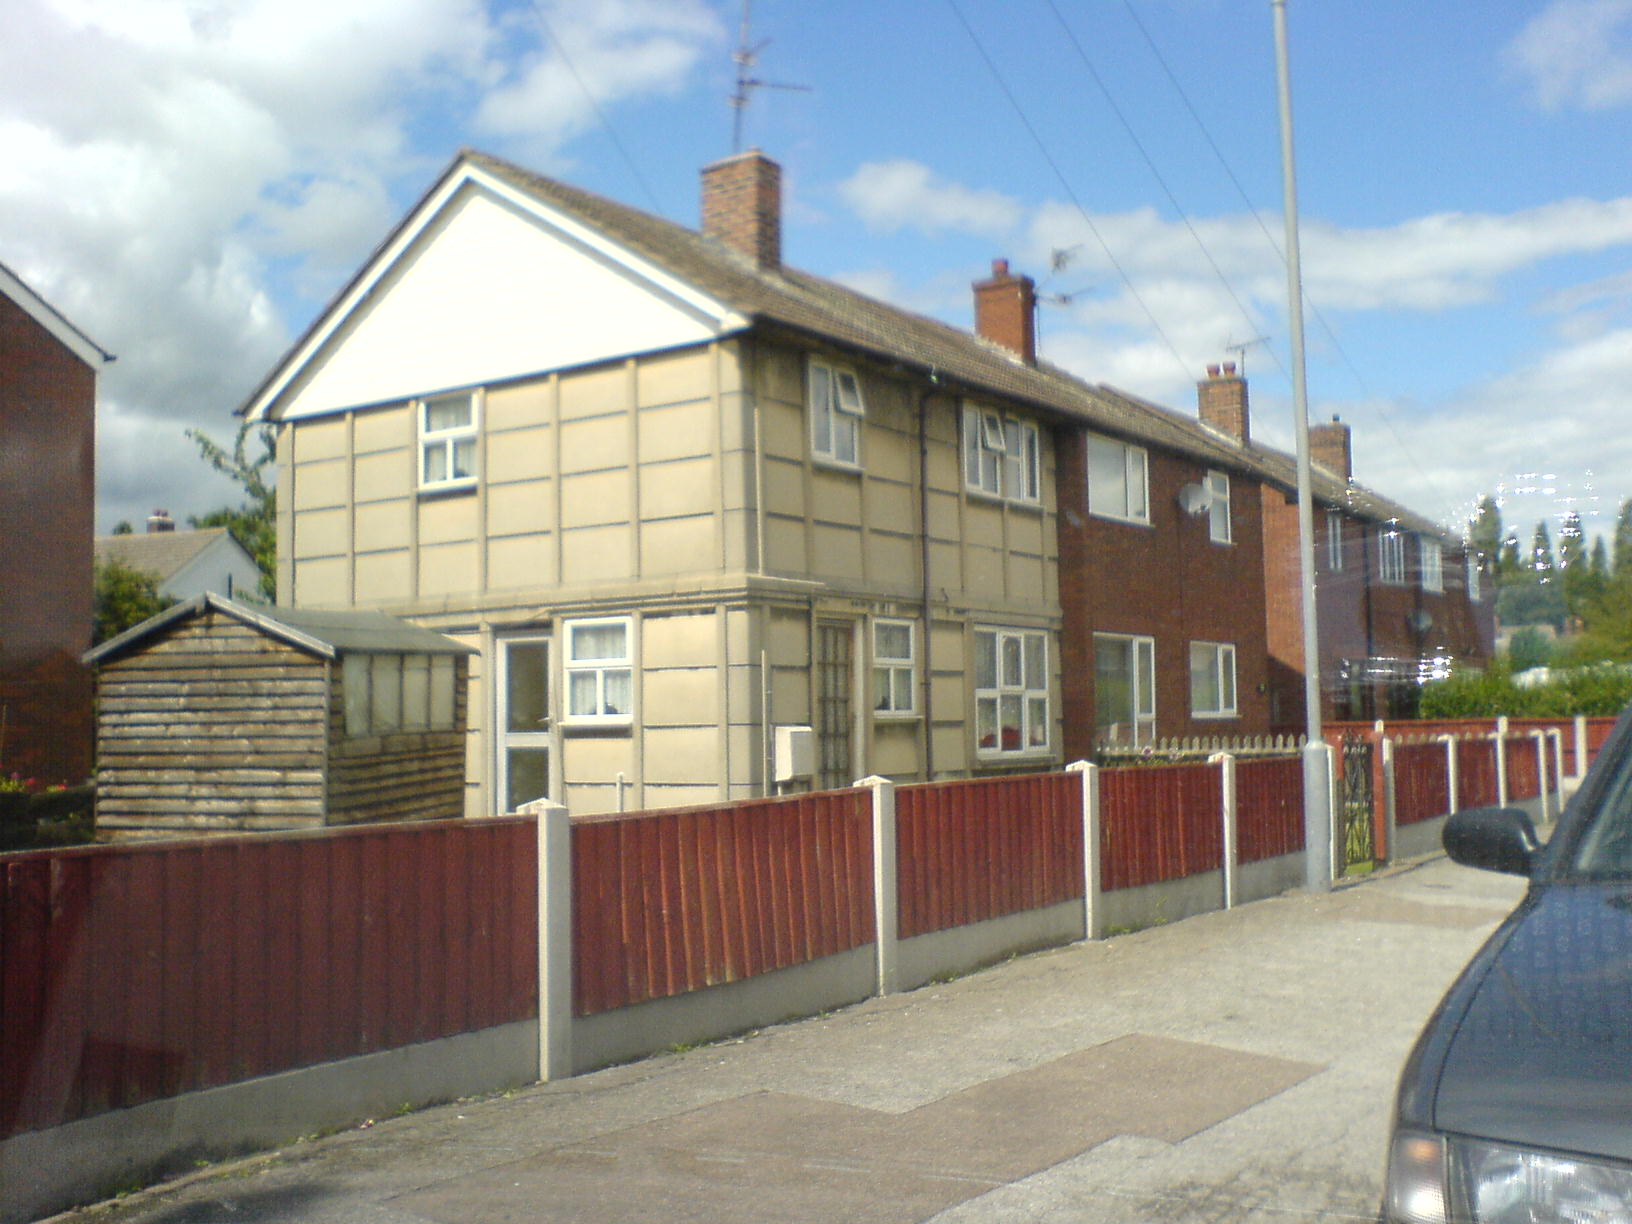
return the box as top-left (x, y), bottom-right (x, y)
top-left (944, 0), bottom-right (1192, 382)
top-left (1118, 0), bottom-right (1464, 528)
top-left (524, 1), bottom-right (666, 216)
top-left (1043, 0), bottom-right (1289, 387)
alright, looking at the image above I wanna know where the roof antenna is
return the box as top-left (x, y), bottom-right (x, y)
top-left (730, 0), bottom-right (810, 153)
top-left (1224, 335), bottom-right (1270, 375)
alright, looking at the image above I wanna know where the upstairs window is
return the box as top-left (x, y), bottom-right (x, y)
top-left (1419, 536), bottom-right (1444, 593)
top-left (564, 617), bottom-right (633, 726)
top-left (1086, 435), bottom-right (1149, 524)
top-left (1379, 529), bottom-right (1407, 585)
top-left (872, 619), bottom-right (916, 717)
top-left (962, 405), bottom-right (1040, 503)
top-left (974, 627), bottom-right (1050, 757)
top-left (420, 392), bottom-right (478, 490)
top-left (1206, 470), bottom-right (1232, 544)
top-left (1326, 510), bottom-right (1345, 571)
top-left (808, 359), bottom-right (864, 467)
top-left (1189, 641), bottom-right (1237, 719)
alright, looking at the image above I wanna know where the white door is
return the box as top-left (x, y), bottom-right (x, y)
top-left (498, 637), bottom-right (552, 812)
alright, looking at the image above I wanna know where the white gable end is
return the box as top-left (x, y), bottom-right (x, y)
top-left (269, 180), bottom-right (744, 421)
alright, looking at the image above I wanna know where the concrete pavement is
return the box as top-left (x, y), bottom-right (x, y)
top-left (51, 853), bottom-right (1528, 1224)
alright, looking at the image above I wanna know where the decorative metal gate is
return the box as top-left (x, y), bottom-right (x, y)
top-left (1340, 735), bottom-right (1375, 869)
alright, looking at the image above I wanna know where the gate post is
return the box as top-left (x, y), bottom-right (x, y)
top-left (1067, 761), bottom-right (1102, 940)
top-left (1303, 740), bottom-right (1333, 894)
top-left (857, 776), bottom-right (899, 996)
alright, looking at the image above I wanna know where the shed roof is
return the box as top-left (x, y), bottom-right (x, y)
top-left (86, 592), bottom-right (476, 666)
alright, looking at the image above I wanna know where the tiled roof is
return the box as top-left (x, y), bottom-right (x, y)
top-left (94, 528), bottom-right (237, 582)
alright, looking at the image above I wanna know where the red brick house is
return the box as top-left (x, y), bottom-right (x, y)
top-left (0, 260), bottom-right (111, 785)
top-left (1191, 365), bottom-right (1493, 728)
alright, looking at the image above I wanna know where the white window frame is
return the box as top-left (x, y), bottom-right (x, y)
top-left (1206, 470), bottom-right (1232, 544)
top-left (974, 627), bottom-right (1051, 759)
top-left (562, 616), bottom-right (634, 727)
top-left (808, 359), bottom-right (864, 468)
top-left (871, 618), bottom-right (917, 718)
top-left (962, 404), bottom-right (1041, 505)
top-left (497, 636), bottom-right (553, 812)
top-left (1085, 434), bottom-right (1150, 525)
top-left (419, 391), bottom-right (478, 491)
top-left (342, 653), bottom-right (457, 738)
top-left (1327, 509), bottom-right (1344, 571)
top-left (1419, 535), bottom-right (1444, 593)
top-left (1093, 633), bottom-right (1156, 747)
top-left (1466, 554), bottom-right (1482, 603)
top-left (1189, 641), bottom-right (1238, 719)
top-left (1379, 529), bottom-right (1407, 585)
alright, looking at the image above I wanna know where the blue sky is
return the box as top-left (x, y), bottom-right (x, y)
top-left (4, 0), bottom-right (1630, 554)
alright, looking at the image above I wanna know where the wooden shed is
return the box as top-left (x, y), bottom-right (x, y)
top-left (85, 593), bottom-right (475, 838)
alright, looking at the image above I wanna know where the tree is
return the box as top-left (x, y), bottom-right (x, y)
top-left (1506, 626), bottom-right (1552, 671)
top-left (94, 559), bottom-right (175, 644)
top-left (111, 520), bottom-right (134, 535)
top-left (1616, 497), bottom-right (1632, 575)
top-left (1558, 509), bottom-right (1591, 615)
top-left (1529, 521), bottom-right (1555, 581)
top-left (1468, 495), bottom-right (1503, 576)
top-left (188, 421), bottom-right (276, 601)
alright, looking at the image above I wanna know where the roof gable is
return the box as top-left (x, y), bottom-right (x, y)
top-left (244, 159), bottom-right (747, 422)
top-left (0, 259), bottom-right (113, 369)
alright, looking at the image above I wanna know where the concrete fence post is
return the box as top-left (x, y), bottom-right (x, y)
top-left (1495, 732), bottom-right (1509, 808)
top-left (1066, 760), bottom-right (1102, 940)
top-left (1303, 740), bottom-right (1333, 893)
top-left (523, 799), bottom-right (573, 1082)
top-left (857, 775), bottom-right (898, 996)
top-left (1209, 753), bottom-right (1238, 909)
top-left (1380, 738), bottom-right (1397, 866)
top-left (1574, 715), bottom-right (1589, 781)
top-left (1548, 729), bottom-right (1566, 804)
top-left (1529, 731), bottom-right (1551, 825)
top-left (1439, 735), bottom-right (1459, 816)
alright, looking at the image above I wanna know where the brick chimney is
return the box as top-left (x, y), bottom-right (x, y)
top-left (1197, 362), bottom-right (1249, 443)
top-left (146, 508), bottom-right (175, 533)
top-left (1310, 416), bottom-right (1353, 480)
top-left (973, 258), bottom-right (1037, 365)
top-left (701, 149), bottom-right (782, 269)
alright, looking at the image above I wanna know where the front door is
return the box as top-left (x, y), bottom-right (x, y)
top-left (497, 637), bottom-right (552, 812)
top-left (815, 621), bottom-right (854, 790)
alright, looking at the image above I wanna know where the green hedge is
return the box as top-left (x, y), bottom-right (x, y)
top-left (1420, 663), bottom-right (1632, 719)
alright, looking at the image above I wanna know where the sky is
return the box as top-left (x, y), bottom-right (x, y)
top-left (4, 0), bottom-right (1630, 557)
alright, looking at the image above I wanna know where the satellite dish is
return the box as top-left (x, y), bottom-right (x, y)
top-left (1178, 483), bottom-right (1212, 516)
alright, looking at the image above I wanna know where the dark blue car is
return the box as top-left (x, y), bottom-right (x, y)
top-left (1383, 704), bottom-right (1632, 1223)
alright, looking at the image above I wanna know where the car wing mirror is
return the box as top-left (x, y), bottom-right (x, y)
top-left (1442, 806), bottom-right (1540, 877)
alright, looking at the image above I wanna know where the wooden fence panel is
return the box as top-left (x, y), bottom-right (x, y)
top-left (570, 790), bottom-right (873, 1018)
top-left (1101, 764), bottom-right (1223, 892)
top-left (1456, 738), bottom-right (1499, 811)
top-left (1393, 741), bottom-right (1449, 826)
top-left (895, 773), bottom-right (1081, 940)
top-left (1504, 737), bottom-right (1541, 802)
top-left (1234, 757), bottom-right (1304, 863)
top-left (0, 819), bottom-right (537, 1141)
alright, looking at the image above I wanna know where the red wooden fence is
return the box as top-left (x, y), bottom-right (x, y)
top-left (1455, 738), bottom-right (1500, 811)
top-left (1393, 741), bottom-right (1450, 826)
top-left (570, 790), bottom-right (873, 1017)
top-left (0, 818), bottom-right (536, 1141)
top-left (895, 772), bottom-right (1082, 940)
top-left (1100, 763), bottom-right (1222, 891)
top-left (1234, 757), bottom-right (1305, 863)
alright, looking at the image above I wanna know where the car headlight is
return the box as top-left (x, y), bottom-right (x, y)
top-left (1386, 1130), bottom-right (1632, 1223)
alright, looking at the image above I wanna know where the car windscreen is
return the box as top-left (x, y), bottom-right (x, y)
top-left (1570, 735), bottom-right (1632, 878)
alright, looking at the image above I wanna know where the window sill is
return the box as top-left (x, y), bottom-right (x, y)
top-left (872, 710), bottom-right (920, 723)
top-left (418, 479), bottom-right (478, 499)
top-left (1190, 712), bottom-right (1239, 721)
top-left (1087, 511), bottom-right (1153, 529)
top-left (964, 487), bottom-right (1044, 512)
top-left (811, 456), bottom-right (864, 476)
top-left (561, 721), bottom-right (634, 737)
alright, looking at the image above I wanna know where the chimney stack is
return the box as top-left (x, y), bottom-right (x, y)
top-left (1309, 415), bottom-right (1353, 480)
top-left (701, 150), bottom-right (782, 269)
top-left (1197, 361), bottom-right (1249, 442)
top-left (146, 508), bottom-right (175, 534)
top-left (973, 258), bottom-right (1037, 365)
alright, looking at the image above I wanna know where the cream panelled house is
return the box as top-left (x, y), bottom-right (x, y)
top-left (241, 149), bottom-right (1139, 816)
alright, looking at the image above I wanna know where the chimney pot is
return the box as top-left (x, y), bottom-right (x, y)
top-left (146, 508), bottom-right (175, 534)
top-left (1222, 361), bottom-right (1237, 375)
top-left (1206, 363), bottom-right (1221, 378)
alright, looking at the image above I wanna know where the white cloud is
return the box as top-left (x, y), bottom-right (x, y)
top-left (1506, 0), bottom-right (1632, 111)
top-left (838, 161), bottom-right (1023, 236)
top-left (0, 0), bottom-right (720, 532)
